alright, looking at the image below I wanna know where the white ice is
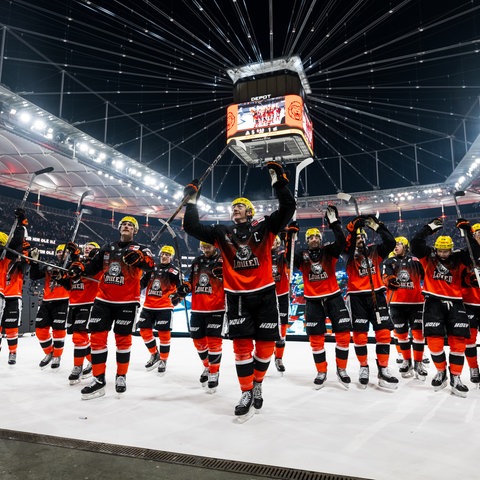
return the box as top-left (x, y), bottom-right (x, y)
top-left (0, 334), bottom-right (478, 480)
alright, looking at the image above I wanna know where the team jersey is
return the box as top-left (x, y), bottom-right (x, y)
top-left (189, 252), bottom-right (225, 313)
top-left (272, 247), bottom-right (289, 297)
top-left (30, 258), bottom-right (70, 301)
top-left (411, 225), bottom-right (478, 300)
top-left (461, 265), bottom-right (480, 305)
top-left (141, 262), bottom-right (181, 310)
top-left (183, 184), bottom-right (295, 294)
top-left (0, 226), bottom-right (26, 297)
top-left (4, 261), bottom-right (27, 298)
top-left (344, 225), bottom-right (395, 295)
top-left (293, 222), bottom-right (345, 299)
top-left (83, 240), bottom-right (154, 304)
top-left (382, 254), bottom-right (424, 304)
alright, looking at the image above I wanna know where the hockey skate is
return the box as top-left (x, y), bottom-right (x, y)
top-left (253, 381), bottom-right (263, 411)
top-left (145, 352), bottom-right (160, 371)
top-left (39, 352), bottom-right (53, 369)
top-left (399, 359), bottom-right (414, 378)
top-left (199, 367), bottom-right (209, 386)
top-left (157, 359), bottom-right (167, 376)
top-left (431, 370), bottom-right (447, 391)
top-left (82, 362), bottom-right (92, 379)
top-left (450, 373), bottom-right (468, 398)
top-left (234, 390), bottom-right (254, 422)
top-left (469, 367), bottom-right (479, 386)
top-left (313, 371), bottom-right (327, 390)
top-left (8, 352), bottom-right (16, 365)
top-left (377, 364), bottom-right (399, 390)
top-left (69, 366), bottom-right (83, 385)
top-left (51, 356), bottom-right (61, 369)
top-left (81, 375), bottom-right (106, 400)
top-left (414, 361), bottom-right (428, 381)
top-left (206, 372), bottom-right (219, 393)
top-left (358, 365), bottom-right (369, 389)
top-left (336, 368), bottom-right (351, 389)
top-left (115, 375), bottom-right (127, 394)
top-left (274, 358), bottom-right (285, 374)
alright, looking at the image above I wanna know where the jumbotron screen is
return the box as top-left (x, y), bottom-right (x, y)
top-left (226, 94), bottom-right (313, 153)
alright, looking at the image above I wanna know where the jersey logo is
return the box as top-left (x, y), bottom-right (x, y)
top-left (432, 262), bottom-right (453, 284)
top-left (234, 245), bottom-right (260, 270)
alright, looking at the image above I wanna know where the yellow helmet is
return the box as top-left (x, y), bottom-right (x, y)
top-left (305, 228), bottom-right (321, 241)
top-left (395, 236), bottom-right (409, 248)
top-left (86, 241), bottom-right (100, 249)
top-left (356, 228), bottom-right (367, 237)
top-left (472, 223), bottom-right (480, 234)
top-left (231, 197), bottom-right (255, 217)
top-left (0, 231), bottom-right (8, 246)
top-left (434, 236), bottom-right (453, 250)
top-left (200, 240), bottom-right (212, 247)
top-left (160, 245), bottom-right (175, 256)
top-left (118, 215), bottom-right (139, 233)
top-left (56, 244), bottom-right (66, 254)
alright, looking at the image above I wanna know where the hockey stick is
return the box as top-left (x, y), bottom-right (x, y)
top-left (157, 218), bottom-right (190, 331)
top-left (0, 244), bottom-right (100, 283)
top-left (453, 190), bottom-right (480, 285)
top-left (337, 192), bottom-right (382, 324)
top-left (0, 166), bottom-right (54, 260)
top-left (152, 140), bottom-right (244, 243)
top-left (288, 157), bottom-right (314, 277)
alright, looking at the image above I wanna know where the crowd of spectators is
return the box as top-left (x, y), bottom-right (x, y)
top-left (1, 191), bottom-right (479, 262)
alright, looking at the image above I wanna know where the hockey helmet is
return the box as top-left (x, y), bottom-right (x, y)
top-left (118, 215), bottom-right (139, 233)
top-left (160, 245), bottom-right (175, 256)
top-left (0, 231), bottom-right (8, 246)
top-left (472, 223), bottom-right (480, 234)
top-left (231, 197), bottom-right (255, 217)
top-left (434, 236), bottom-right (453, 250)
top-left (55, 244), bottom-right (66, 254)
top-left (305, 228), bottom-right (321, 241)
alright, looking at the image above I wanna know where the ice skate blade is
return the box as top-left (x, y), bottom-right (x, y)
top-left (401, 371), bottom-right (414, 379)
top-left (69, 379), bottom-right (81, 386)
top-left (378, 380), bottom-right (398, 390)
top-left (81, 388), bottom-right (105, 400)
top-left (235, 408), bottom-right (255, 424)
top-left (337, 379), bottom-right (350, 390)
top-left (358, 383), bottom-right (368, 390)
top-left (414, 373), bottom-right (427, 382)
top-left (450, 388), bottom-right (467, 398)
top-left (81, 372), bottom-right (92, 380)
top-left (145, 363), bottom-right (159, 372)
top-left (206, 387), bottom-right (217, 394)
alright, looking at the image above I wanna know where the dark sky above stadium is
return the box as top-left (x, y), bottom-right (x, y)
top-left (1, 0), bottom-right (480, 203)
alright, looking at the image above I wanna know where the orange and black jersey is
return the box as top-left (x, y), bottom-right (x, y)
top-left (188, 252), bottom-right (225, 313)
top-left (183, 184), bottom-right (295, 294)
top-left (461, 265), bottom-right (480, 305)
top-left (83, 240), bottom-right (154, 304)
top-left (411, 225), bottom-right (480, 300)
top-left (141, 262), bottom-right (181, 310)
top-left (30, 258), bottom-right (70, 301)
top-left (272, 247), bottom-right (289, 296)
top-left (343, 225), bottom-right (395, 294)
top-left (0, 225), bottom-right (26, 297)
top-left (4, 258), bottom-right (28, 298)
top-left (62, 254), bottom-right (102, 305)
top-left (293, 223), bottom-right (346, 299)
top-left (382, 255), bottom-right (424, 304)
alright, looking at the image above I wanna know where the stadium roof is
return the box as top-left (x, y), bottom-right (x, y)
top-left (1, 1), bottom-right (480, 221)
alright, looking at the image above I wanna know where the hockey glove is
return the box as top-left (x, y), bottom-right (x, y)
top-left (365, 215), bottom-right (381, 232)
top-left (50, 267), bottom-right (64, 281)
top-left (346, 215), bottom-right (366, 233)
top-left (68, 261), bottom-right (85, 279)
top-left (383, 274), bottom-right (400, 290)
top-left (66, 242), bottom-right (81, 258)
top-left (177, 283), bottom-right (191, 298)
top-left (29, 248), bottom-right (40, 261)
top-left (455, 218), bottom-right (471, 232)
top-left (324, 205), bottom-right (340, 227)
top-left (426, 218), bottom-right (443, 234)
top-left (266, 161), bottom-right (289, 187)
top-left (184, 179), bottom-right (200, 204)
top-left (122, 249), bottom-right (144, 266)
top-left (14, 208), bottom-right (28, 226)
top-left (169, 293), bottom-right (181, 307)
